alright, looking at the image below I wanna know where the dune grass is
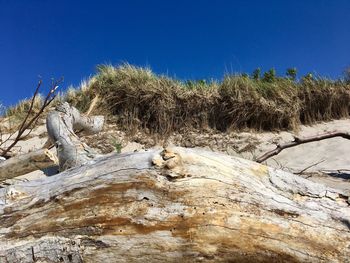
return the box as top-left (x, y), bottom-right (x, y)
top-left (6, 95), bottom-right (44, 117)
top-left (5, 64), bottom-right (350, 134)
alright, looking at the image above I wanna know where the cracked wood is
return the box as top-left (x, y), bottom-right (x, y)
top-left (0, 147), bottom-right (349, 262)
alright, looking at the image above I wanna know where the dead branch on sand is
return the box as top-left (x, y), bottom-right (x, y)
top-left (255, 131), bottom-right (350, 163)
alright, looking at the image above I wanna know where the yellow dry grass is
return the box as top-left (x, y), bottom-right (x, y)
top-left (5, 64), bottom-right (350, 135)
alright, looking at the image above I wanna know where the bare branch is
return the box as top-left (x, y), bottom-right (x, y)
top-left (255, 131), bottom-right (350, 163)
top-left (16, 80), bottom-right (42, 134)
top-left (0, 78), bottom-right (62, 158)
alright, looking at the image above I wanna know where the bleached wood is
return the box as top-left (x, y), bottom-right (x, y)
top-left (0, 148), bottom-right (58, 180)
top-left (0, 147), bottom-right (349, 262)
top-left (46, 102), bottom-right (104, 171)
top-left (41, 96), bottom-right (100, 150)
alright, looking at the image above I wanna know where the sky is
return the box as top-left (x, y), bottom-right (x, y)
top-left (1, 0), bottom-right (349, 106)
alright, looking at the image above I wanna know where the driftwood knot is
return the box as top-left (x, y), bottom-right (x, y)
top-left (152, 148), bottom-right (187, 179)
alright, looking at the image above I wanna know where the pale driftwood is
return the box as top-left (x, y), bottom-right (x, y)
top-left (46, 102), bottom-right (104, 171)
top-left (0, 148), bottom-right (58, 180)
top-left (41, 96), bottom-right (100, 150)
top-left (0, 147), bottom-right (349, 262)
top-left (256, 131), bottom-right (350, 163)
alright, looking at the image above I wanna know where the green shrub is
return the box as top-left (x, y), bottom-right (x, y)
top-left (302, 73), bottom-right (314, 82)
top-left (344, 67), bottom-right (350, 84)
top-left (262, 68), bottom-right (276, 82)
top-left (252, 68), bottom-right (261, 80)
top-left (286, 68), bottom-right (297, 81)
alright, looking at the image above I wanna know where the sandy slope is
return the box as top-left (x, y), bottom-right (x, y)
top-left (251, 119), bottom-right (350, 194)
top-left (252, 119), bottom-right (350, 172)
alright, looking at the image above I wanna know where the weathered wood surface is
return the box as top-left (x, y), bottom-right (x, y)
top-left (46, 102), bottom-right (104, 171)
top-left (0, 148), bottom-right (58, 180)
top-left (0, 147), bottom-right (349, 262)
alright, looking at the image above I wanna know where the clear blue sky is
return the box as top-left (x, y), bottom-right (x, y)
top-left (1, 0), bottom-right (349, 106)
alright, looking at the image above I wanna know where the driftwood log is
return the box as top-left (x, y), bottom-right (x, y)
top-left (0, 148), bottom-right (58, 180)
top-left (0, 147), bottom-right (349, 262)
top-left (46, 102), bottom-right (104, 171)
top-left (1, 104), bottom-right (349, 262)
top-left (0, 102), bottom-right (103, 180)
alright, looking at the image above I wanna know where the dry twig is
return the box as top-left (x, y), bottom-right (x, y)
top-left (0, 78), bottom-right (62, 158)
top-left (294, 159), bottom-right (326, 175)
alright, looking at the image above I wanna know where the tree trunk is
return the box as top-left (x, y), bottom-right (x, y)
top-left (0, 148), bottom-right (58, 180)
top-left (0, 147), bottom-right (349, 263)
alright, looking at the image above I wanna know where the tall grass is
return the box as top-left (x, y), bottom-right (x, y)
top-left (5, 64), bottom-right (350, 134)
top-left (6, 95), bottom-right (44, 118)
top-left (298, 78), bottom-right (350, 123)
top-left (88, 64), bottom-right (219, 133)
top-left (217, 76), bottom-right (300, 130)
